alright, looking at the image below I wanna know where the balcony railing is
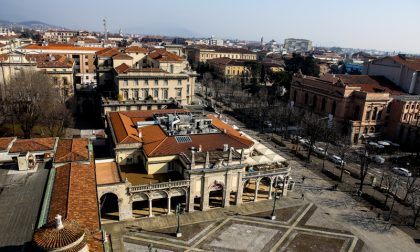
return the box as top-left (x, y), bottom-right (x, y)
top-left (129, 180), bottom-right (190, 193)
top-left (243, 166), bottom-right (290, 179)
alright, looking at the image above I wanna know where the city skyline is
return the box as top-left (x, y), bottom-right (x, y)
top-left (1, 0), bottom-right (420, 53)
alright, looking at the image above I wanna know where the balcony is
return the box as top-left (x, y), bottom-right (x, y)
top-left (129, 180), bottom-right (190, 193)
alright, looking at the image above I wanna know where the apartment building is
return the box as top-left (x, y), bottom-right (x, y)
top-left (283, 38), bottom-right (313, 53)
top-left (207, 57), bottom-right (251, 80)
top-left (42, 30), bottom-right (78, 43)
top-left (186, 45), bottom-right (257, 66)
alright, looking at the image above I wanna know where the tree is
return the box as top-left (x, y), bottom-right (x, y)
top-left (335, 134), bottom-right (352, 181)
top-left (244, 61), bottom-right (263, 85)
top-left (407, 188), bottom-right (420, 228)
top-left (285, 53), bottom-right (320, 77)
top-left (300, 113), bottom-right (330, 162)
top-left (3, 70), bottom-right (67, 138)
top-left (354, 137), bottom-right (377, 193)
top-left (42, 101), bottom-right (74, 137)
top-left (382, 171), bottom-right (399, 208)
top-left (202, 72), bottom-right (213, 100)
top-left (402, 158), bottom-right (420, 202)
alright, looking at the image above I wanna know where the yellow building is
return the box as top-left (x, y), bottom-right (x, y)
top-left (187, 45), bottom-right (257, 66)
top-left (207, 57), bottom-right (250, 80)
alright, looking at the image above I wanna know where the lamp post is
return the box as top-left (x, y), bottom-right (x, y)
top-left (270, 189), bottom-right (278, 220)
top-left (175, 203), bottom-right (184, 238)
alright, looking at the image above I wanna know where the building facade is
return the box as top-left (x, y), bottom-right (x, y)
top-left (363, 55), bottom-right (420, 94)
top-left (284, 38), bottom-right (313, 53)
top-left (187, 46), bottom-right (257, 66)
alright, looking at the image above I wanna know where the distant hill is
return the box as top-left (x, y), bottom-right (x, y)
top-left (0, 19), bottom-right (67, 31)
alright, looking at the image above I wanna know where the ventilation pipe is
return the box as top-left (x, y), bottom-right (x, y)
top-left (55, 214), bottom-right (64, 230)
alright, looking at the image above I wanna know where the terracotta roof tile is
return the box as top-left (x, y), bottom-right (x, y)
top-left (55, 138), bottom-right (90, 163)
top-left (148, 49), bottom-right (183, 62)
top-left (391, 55), bottom-right (420, 71)
top-left (125, 46), bottom-right (148, 53)
top-left (96, 47), bottom-right (119, 57)
top-left (0, 137), bottom-right (15, 151)
top-left (9, 137), bottom-right (56, 153)
top-left (112, 52), bottom-right (133, 60)
top-left (23, 43), bottom-right (101, 52)
top-left (114, 63), bottom-right (130, 74)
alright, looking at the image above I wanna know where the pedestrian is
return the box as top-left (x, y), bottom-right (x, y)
top-left (301, 193), bottom-right (305, 200)
top-left (301, 176), bottom-right (306, 184)
top-left (377, 213), bottom-right (381, 219)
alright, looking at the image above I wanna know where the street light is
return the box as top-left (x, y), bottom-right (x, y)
top-left (175, 203), bottom-right (184, 238)
top-left (270, 189), bottom-right (279, 220)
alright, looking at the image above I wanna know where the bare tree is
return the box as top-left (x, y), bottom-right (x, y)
top-left (300, 113), bottom-right (329, 162)
top-left (402, 160), bottom-right (420, 202)
top-left (3, 70), bottom-right (67, 138)
top-left (381, 171), bottom-right (399, 208)
top-left (42, 101), bottom-right (74, 137)
top-left (354, 137), bottom-right (377, 193)
top-left (202, 72), bottom-right (213, 100)
top-left (335, 134), bottom-right (352, 181)
top-left (407, 188), bottom-right (420, 228)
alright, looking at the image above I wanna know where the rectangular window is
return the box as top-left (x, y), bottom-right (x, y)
top-left (175, 88), bottom-right (182, 98)
top-left (187, 85), bottom-right (190, 94)
top-left (154, 80), bottom-right (158, 86)
top-left (134, 80), bottom-right (139, 86)
top-left (163, 89), bottom-right (168, 99)
top-left (177, 80), bottom-right (182, 86)
top-left (123, 90), bottom-right (128, 99)
top-left (134, 89), bottom-right (139, 99)
top-left (153, 88), bottom-right (159, 98)
top-left (143, 89), bottom-right (149, 98)
top-left (123, 80), bottom-right (128, 86)
top-left (85, 62), bottom-right (88, 65)
top-left (144, 79), bottom-right (149, 86)
top-left (164, 80), bottom-right (168, 86)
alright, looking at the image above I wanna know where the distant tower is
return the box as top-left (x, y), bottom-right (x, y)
top-left (103, 18), bottom-right (108, 40)
top-left (119, 28), bottom-right (123, 37)
top-left (21, 25), bottom-right (24, 33)
top-left (261, 36), bottom-right (264, 47)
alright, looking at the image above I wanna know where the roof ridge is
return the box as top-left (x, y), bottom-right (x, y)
top-left (147, 135), bottom-right (169, 156)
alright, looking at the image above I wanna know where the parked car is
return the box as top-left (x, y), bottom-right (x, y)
top-left (328, 155), bottom-right (345, 166)
top-left (299, 138), bottom-right (310, 148)
top-left (371, 155), bottom-right (385, 164)
top-left (313, 146), bottom-right (328, 157)
top-left (392, 167), bottom-right (412, 177)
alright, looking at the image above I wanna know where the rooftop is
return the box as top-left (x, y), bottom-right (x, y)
top-left (208, 57), bottom-right (250, 66)
top-left (125, 46), bottom-right (148, 53)
top-left (112, 52), bottom-right (133, 60)
top-left (23, 43), bottom-right (102, 52)
top-left (108, 109), bottom-right (254, 157)
top-left (95, 160), bottom-right (121, 185)
top-left (0, 137), bottom-right (15, 151)
top-left (9, 137), bottom-right (57, 153)
top-left (54, 138), bottom-right (90, 163)
top-left (96, 47), bottom-right (119, 57)
top-left (148, 49), bottom-right (184, 62)
top-left (391, 54), bottom-right (420, 71)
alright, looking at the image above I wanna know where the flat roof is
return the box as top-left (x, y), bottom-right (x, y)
top-left (95, 161), bottom-right (121, 185)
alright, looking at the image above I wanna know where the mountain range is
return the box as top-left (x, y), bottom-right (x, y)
top-left (0, 19), bottom-right (66, 31)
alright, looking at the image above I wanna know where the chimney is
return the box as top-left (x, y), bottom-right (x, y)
top-left (205, 151), bottom-right (210, 168)
top-left (223, 129), bottom-right (227, 134)
top-left (138, 130), bottom-right (142, 139)
top-left (198, 145), bottom-right (202, 152)
top-left (228, 148), bottom-right (233, 164)
top-left (55, 214), bottom-right (64, 230)
top-left (223, 144), bottom-right (229, 152)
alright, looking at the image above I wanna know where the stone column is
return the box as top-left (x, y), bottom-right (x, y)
top-left (235, 171), bottom-right (244, 205)
top-left (148, 198), bottom-right (153, 217)
top-left (201, 175), bottom-right (209, 211)
top-left (118, 196), bottom-right (133, 221)
top-left (223, 172), bottom-right (233, 207)
top-left (254, 179), bottom-right (260, 202)
top-left (282, 176), bottom-right (289, 196)
top-left (167, 196), bottom-right (172, 215)
top-left (268, 178), bottom-right (274, 200)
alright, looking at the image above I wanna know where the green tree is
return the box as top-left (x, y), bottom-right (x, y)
top-left (285, 53), bottom-right (320, 77)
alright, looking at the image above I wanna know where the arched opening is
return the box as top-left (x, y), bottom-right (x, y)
top-left (331, 101), bottom-right (337, 116)
top-left (372, 107), bottom-right (378, 120)
top-left (242, 179), bottom-right (255, 203)
top-left (208, 183), bottom-right (224, 208)
top-left (100, 193), bottom-right (119, 221)
top-left (312, 95), bottom-right (317, 109)
top-left (132, 200), bottom-right (149, 218)
top-left (353, 105), bottom-right (360, 120)
top-left (256, 177), bottom-right (272, 200)
top-left (321, 98), bottom-right (326, 111)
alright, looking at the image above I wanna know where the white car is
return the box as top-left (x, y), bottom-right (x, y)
top-left (313, 146), bottom-right (328, 157)
top-left (328, 155), bottom-right (345, 166)
top-left (392, 167), bottom-right (412, 177)
top-left (371, 155), bottom-right (385, 164)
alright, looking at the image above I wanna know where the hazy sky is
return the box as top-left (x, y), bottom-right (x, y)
top-left (1, 0), bottom-right (419, 53)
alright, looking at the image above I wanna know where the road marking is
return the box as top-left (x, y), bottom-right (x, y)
top-left (269, 203), bottom-right (313, 252)
top-left (188, 217), bottom-right (232, 250)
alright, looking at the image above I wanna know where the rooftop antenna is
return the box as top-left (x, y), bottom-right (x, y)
top-left (103, 18), bottom-right (108, 40)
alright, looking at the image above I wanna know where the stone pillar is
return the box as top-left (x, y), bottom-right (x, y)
top-left (282, 176), bottom-right (289, 196)
top-left (223, 172), bottom-right (233, 207)
top-left (204, 152), bottom-right (210, 168)
top-left (254, 179), bottom-right (260, 202)
top-left (235, 171), bottom-right (244, 205)
top-left (148, 198), bottom-right (153, 217)
top-left (268, 178), bottom-right (274, 200)
top-left (118, 196), bottom-right (133, 221)
top-left (201, 175), bottom-right (209, 211)
top-left (167, 196), bottom-right (172, 215)
top-left (188, 184), bottom-right (195, 212)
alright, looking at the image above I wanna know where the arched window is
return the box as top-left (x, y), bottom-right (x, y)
top-left (321, 98), bottom-right (326, 111)
top-left (372, 107), bottom-right (378, 120)
top-left (312, 95), bottom-right (317, 109)
top-left (365, 110), bottom-right (371, 121)
top-left (304, 93), bottom-right (309, 105)
top-left (377, 110), bottom-right (382, 120)
top-left (354, 105), bottom-right (360, 120)
top-left (331, 101), bottom-right (337, 115)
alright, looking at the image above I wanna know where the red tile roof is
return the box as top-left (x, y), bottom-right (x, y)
top-left (48, 161), bottom-right (103, 251)
top-left (26, 54), bottom-right (74, 68)
top-left (23, 43), bottom-right (101, 52)
top-left (96, 47), bottom-right (119, 57)
top-left (9, 137), bottom-right (56, 153)
top-left (125, 46), bottom-right (148, 53)
top-left (114, 63), bottom-right (130, 74)
top-left (208, 57), bottom-right (249, 66)
top-left (0, 137), bottom-right (15, 151)
top-left (148, 49), bottom-right (183, 62)
top-left (112, 52), bottom-right (133, 60)
top-left (391, 55), bottom-right (420, 71)
top-left (109, 110), bottom-right (254, 157)
top-left (54, 138), bottom-right (90, 163)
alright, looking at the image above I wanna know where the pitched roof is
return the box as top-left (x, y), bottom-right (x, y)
top-left (112, 52), bottom-right (133, 60)
top-left (208, 57), bottom-right (249, 66)
top-left (391, 55), bottom-right (420, 71)
top-left (109, 110), bottom-right (254, 157)
top-left (96, 47), bottom-right (119, 57)
top-left (125, 46), bottom-right (148, 53)
top-left (148, 49), bottom-right (183, 62)
top-left (114, 63), bottom-right (130, 74)
top-left (27, 54), bottom-right (74, 68)
top-left (0, 137), bottom-right (15, 151)
top-left (48, 161), bottom-right (103, 251)
top-left (54, 138), bottom-right (90, 163)
top-left (23, 43), bottom-right (101, 52)
top-left (9, 137), bottom-right (56, 153)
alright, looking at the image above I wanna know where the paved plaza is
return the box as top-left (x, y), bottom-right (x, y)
top-left (104, 199), bottom-right (363, 252)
